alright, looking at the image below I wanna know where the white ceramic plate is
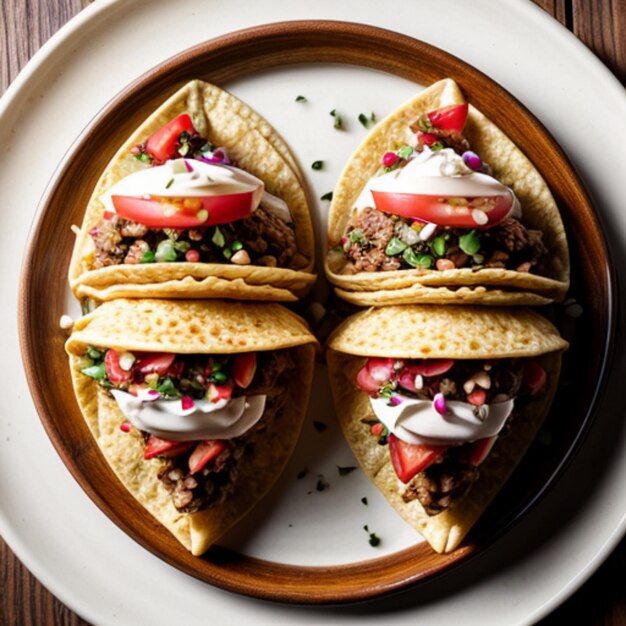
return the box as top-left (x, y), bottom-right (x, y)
top-left (3, 0), bottom-right (626, 623)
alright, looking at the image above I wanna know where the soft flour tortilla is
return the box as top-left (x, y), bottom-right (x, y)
top-left (325, 79), bottom-right (570, 304)
top-left (66, 299), bottom-right (317, 555)
top-left (68, 80), bottom-right (316, 302)
top-left (326, 305), bottom-right (567, 553)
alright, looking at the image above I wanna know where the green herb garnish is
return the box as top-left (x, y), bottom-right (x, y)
top-left (80, 363), bottom-right (106, 380)
top-left (212, 226), bottom-right (226, 248)
top-left (311, 160), bottom-right (324, 170)
top-left (403, 247), bottom-right (433, 268)
top-left (135, 151), bottom-right (152, 163)
top-left (358, 112), bottom-right (376, 129)
top-left (173, 240), bottom-right (190, 253)
top-left (313, 420), bottom-right (328, 432)
top-left (330, 109), bottom-right (343, 129)
top-left (223, 247), bottom-right (232, 260)
top-left (156, 377), bottom-right (181, 398)
top-left (155, 240), bottom-right (178, 262)
top-left (337, 466), bottom-right (357, 476)
top-left (431, 236), bottom-right (446, 257)
top-left (396, 145), bottom-right (414, 160)
top-left (231, 240), bottom-right (243, 252)
top-left (212, 371), bottom-right (228, 383)
top-left (363, 525), bottom-right (381, 547)
top-left (165, 178), bottom-right (174, 189)
top-left (295, 95), bottom-right (307, 102)
top-left (86, 346), bottom-right (103, 360)
top-left (320, 191), bottom-right (333, 201)
top-left (385, 237), bottom-right (407, 256)
top-left (459, 230), bottom-right (481, 255)
top-left (139, 250), bottom-right (156, 263)
top-left (349, 229), bottom-right (364, 243)
top-left (431, 142), bottom-right (444, 152)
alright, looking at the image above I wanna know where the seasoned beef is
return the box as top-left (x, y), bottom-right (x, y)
top-left (402, 447), bottom-right (479, 515)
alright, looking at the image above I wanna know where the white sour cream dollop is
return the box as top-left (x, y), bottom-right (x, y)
top-left (354, 148), bottom-right (521, 219)
top-left (111, 389), bottom-right (267, 441)
top-left (369, 394), bottom-right (514, 446)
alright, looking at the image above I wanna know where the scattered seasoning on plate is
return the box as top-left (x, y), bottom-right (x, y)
top-left (363, 525), bottom-right (381, 547)
top-left (296, 468), bottom-right (309, 480)
top-left (311, 160), bottom-right (324, 170)
top-left (320, 191), bottom-right (333, 201)
top-left (337, 465), bottom-right (357, 476)
top-left (361, 497), bottom-right (368, 505)
top-left (316, 475), bottom-right (329, 491)
top-left (358, 112), bottom-right (376, 128)
top-left (313, 420), bottom-right (328, 432)
top-left (330, 109), bottom-right (343, 129)
top-left (295, 95), bottom-right (307, 102)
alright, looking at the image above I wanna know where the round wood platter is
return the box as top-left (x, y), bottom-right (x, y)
top-left (18, 21), bottom-right (615, 604)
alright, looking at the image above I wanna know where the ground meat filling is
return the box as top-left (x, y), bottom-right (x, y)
top-left (367, 359), bottom-right (526, 516)
top-left (343, 208), bottom-right (547, 274)
top-left (89, 205), bottom-right (302, 270)
top-left (402, 447), bottom-right (480, 515)
top-left (154, 351), bottom-right (295, 514)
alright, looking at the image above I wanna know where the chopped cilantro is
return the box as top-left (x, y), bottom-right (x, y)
top-left (80, 363), bottom-right (106, 380)
top-left (212, 226), bottom-right (226, 248)
top-left (330, 109), bottom-right (343, 129)
top-left (459, 230), bottom-right (481, 255)
top-left (358, 112), bottom-right (376, 129)
top-left (311, 160), bottom-right (324, 170)
top-left (431, 236), bottom-right (446, 257)
top-left (135, 151), bottom-right (152, 163)
top-left (313, 420), bottom-right (328, 432)
top-left (165, 178), bottom-right (174, 189)
top-left (156, 377), bottom-right (181, 398)
top-left (231, 240), bottom-right (243, 252)
top-left (295, 95), bottom-right (307, 102)
top-left (320, 191), bottom-right (333, 201)
top-left (403, 247), bottom-right (433, 268)
top-left (337, 466), bottom-right (357, 476)
top-left (86, 346), bottom-right (103, 360)
top-left (349, 229), bottom-right (364, 243)
top-left (396, 145), bottom-right (414, 160)
top-left (385, 237), bottom-right (407, 256)
top-left (139, 250), bottom-right (156, 263)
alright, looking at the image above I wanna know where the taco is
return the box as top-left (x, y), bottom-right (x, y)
top-left (326, 305), bottom-right (567, 553)
top-left (65, 299), bottom-right (317, 555)
top-left (69, 80), bottom-right (316, 303)
top-left (325, 79), bottom-right (569, 305)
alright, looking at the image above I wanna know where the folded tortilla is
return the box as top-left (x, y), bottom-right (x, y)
top-left (326, 305), bottom-right (567, 553)
top-left (66, 299), bottom-right (317, 555)
top-left (325, 79), bottom-right (570, 304)
top-left (68, 80), bottom-right (316, 302)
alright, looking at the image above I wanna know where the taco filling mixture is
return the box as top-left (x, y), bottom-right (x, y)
top-left (355, 355), bottom-right (547, 515)
top-left (336, 104), bottom-right (548, 275)
top-left (78, 345), bottom-right (295, 513)
top-left (87, 114), bottom-right (306, 271)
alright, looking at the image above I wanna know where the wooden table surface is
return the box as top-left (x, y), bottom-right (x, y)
top-left (2, 0), bottom-right (625, 623)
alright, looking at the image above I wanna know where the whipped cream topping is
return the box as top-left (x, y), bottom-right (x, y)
top-left (369, 393), bottom-right (514, 446)
top-left (355, 148), bottom-right (521, 218)
top-left (111, 389), bottom-right (267, 441)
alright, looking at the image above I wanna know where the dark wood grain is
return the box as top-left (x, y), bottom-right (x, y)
top-left (2, 1), bottom-right (625, 624)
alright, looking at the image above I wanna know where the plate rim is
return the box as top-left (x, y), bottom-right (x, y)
top-left (15, 16), bottom-right (618, 608)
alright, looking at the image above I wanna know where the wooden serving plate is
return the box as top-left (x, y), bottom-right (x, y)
top-left (18, 21), bottom-right (614, 604)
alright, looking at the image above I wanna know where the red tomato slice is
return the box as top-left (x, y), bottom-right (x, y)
top-left (371, 191), bottom-right (513, 228)
top-left (207, 381), bottom-right (234, 403)
top-left (112, 192), bottom-right (255, 229)
top-left (469, 436), bottom-right (497, 466)
top-left (144, 435), bottom-right (194, 460)
top-left (366, 357), bottom-right (396, 382)
top-left (188, 440), bottom-right (226, 474)
top-left (388, 434), bottom-right (447, 483)
top-left (135, 353), bottom-right (176, 377)
top-left (145, 113), bottom-right (195, 162)
top-left (105, 349), bottom-right (133, 385)
top-left (356, 365), bottom-right (382, 395)
top-left (232, 353), bottom-right (257, 389)
top-left (427, 104), bottom-right (468, 133)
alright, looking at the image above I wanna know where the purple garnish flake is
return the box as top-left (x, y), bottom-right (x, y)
top-left (183, 159), bottom-right (194, 172)
top-left (462, 151), bottom-right (482, 171)
top-left (433, 393), bottom-right (447, 416)
top-left (390, 395), bottom-right (403, 406)
top-left (137, 388), bottom-right (160, 402)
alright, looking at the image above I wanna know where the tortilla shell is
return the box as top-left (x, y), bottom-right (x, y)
top-left (324, 78), bottom-right (569, 303)
top-left (68, 80), bottom-right (315, 301)
top-left (326, 305), bottom-right (566, 552)
top-left (67, 300), bottom-right (317, 555)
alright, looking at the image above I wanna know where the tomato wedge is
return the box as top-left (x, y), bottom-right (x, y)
top-left (388, 434), bottom-right (447, 483)
top-left (135, 353), bottom-right (176, 377)
top-left (523, 360), bottom-right (546, 395)
top-left (371, 190), bottom-right (513, 228)
top-left (188, 440), bottom-right (225, 474)
top-left (232, 353), bottom-right (257, 389)
top-left (356, 365), bottom-right (382, 395)
top-left (112, 192), bottom-right (255, 229)
top-left (104, 349), bottom-right (133, 385)
top-left (144, 435), bottom-right (194, 460)
top-left (145, 113), bottom-right (195, 162)
top-left (469, 436), bottom-right (497, 466)
top-left (427, 104), bottom-right (468, 133)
